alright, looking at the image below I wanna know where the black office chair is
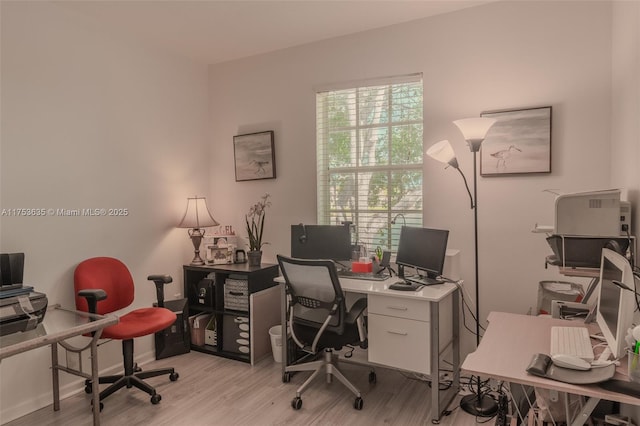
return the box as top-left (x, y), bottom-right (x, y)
top-left (277, 255), bottom-right (374, 411)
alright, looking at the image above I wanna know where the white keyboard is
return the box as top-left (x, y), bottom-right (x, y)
top-left (550, 326), bottom-right (594, 362)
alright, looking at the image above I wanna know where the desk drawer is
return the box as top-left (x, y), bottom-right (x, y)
top-left (368, 294), bottom-right (430, 322)
top-left (368, 313), bottom-right (430, 374)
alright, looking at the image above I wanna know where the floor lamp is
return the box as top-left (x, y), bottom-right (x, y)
top-left (426, 117), bottom-right (497, 417)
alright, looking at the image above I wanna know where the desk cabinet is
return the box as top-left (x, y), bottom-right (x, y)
top-left (368, 294), bottom-right (431, 374)
top-left (183, 263), bottom-right (279, 364)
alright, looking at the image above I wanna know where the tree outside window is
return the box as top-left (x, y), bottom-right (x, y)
top-left (317, 77), bottom-right (423, 254)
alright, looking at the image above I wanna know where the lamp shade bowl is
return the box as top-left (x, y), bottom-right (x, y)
top-left (426, 140), bottom-right (459, 169)
top-left (178, 197), bottom-right (218, 229)
top-left (453, 117), bottom-right (497, 152)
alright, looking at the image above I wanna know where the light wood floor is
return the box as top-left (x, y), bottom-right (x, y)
top-left (6, 351), bottom-right (493, 426)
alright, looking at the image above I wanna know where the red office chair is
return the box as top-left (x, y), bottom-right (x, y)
top-left (74, 257), bottom-right (179, 408)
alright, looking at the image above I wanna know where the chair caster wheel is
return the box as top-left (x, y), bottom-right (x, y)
top-left (354, 397), bottom-right (363, 410)
top-left (91, 401), bottom-right (104, 412)
top-left (134, 363), bottom-right (142, 373)
top-left (368, 371), bottom-right (377, 384)
top-left (283, 372), bottom-right (292, 383)
top-left (85, 384), bottom-right (92, 394)
top-left (151, 394), bottom-right (161, 404)
top-left (170, 372), bottom-right (179, 381)
top-left (291, 397), bottom-right (302, 410)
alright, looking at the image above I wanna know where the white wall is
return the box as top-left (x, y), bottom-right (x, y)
top-left (611, 0), bottom-right (640, 233)
top-left (208, 0), bottom-right (614, 357)
top-left (1, 0), bottom-right (635, 422)
top-left (0, 2), bottom-right (209, 422)
top-left (612, 0), bottom-right (640, 421)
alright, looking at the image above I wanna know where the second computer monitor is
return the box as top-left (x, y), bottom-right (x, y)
top-left (396, 226), bottom-right (449, 279)
top-left (290, 224), bottom-right (352, 262)
top-left (596, 248), bottom-right (635, 359)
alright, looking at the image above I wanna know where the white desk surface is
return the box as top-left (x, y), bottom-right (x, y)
top-left (275, 275), bottom-right (458, 302)
top-left (462, 311), bottom-right (640, 406)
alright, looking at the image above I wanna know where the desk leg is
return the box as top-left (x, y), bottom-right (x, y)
top-left (90, 336), bottom-right (100, 426)
top-left (430, 290), bottom-right (460, 424)
top-left (51, 343), bottom-right (60, 411)
top-left (569, 396), bottom-right (600, 426)
top-left (280, 282), bottom-right (287, 380)
top-left (451, 290), bottom-right (460, 395)
top-left (430, 300), bottom-right (441, 423)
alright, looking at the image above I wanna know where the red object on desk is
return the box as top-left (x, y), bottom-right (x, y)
top-left (351, 261), bottom-right (372, 273)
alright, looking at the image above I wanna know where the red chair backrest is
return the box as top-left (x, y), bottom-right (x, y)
top-left (74, 257), bottom-right (135, 315)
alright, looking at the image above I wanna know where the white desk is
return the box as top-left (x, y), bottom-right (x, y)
top-left (462, 312), bottom-right (640, 425)
top-left (277, 276), bottom-right (460, 423)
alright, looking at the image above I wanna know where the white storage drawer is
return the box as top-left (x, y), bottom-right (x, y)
top-left (368, 313), bottom-right (431, 374)
top-left (368, 294), bottom-right (430, 322)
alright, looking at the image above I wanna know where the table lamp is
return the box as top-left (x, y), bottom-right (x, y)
top-left (178, 196), bottom-right (219, 265)
top-left (427, 117), bottom-right (497, 417)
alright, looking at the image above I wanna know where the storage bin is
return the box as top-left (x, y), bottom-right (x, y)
top-left (222, 314), bottom-right (250, 354)
top-left (536, 281), bottom-right (584, 315)
top-left (154, 298), bottom-right (190, 359)
top-left (224, 276), bottom-right (249, 312)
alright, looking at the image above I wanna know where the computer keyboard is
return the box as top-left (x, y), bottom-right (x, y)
top-left (550, 326), bottom-right (594, 362)
top-left (337, 270), bottom-right (388, 281)
top-left (405, 276), bottom-right (444, 286)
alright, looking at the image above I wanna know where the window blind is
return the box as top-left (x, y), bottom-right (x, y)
top-left (316, 75), bottom-right (423, 254)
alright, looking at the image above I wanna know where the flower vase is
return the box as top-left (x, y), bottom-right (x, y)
top-left (247, 250), bottom-right (262, 267)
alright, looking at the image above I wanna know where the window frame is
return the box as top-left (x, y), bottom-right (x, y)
top-left (316, 74), bottom-right (424, 253)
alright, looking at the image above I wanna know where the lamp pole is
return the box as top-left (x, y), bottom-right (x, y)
top-left (456, 122), bottom-right (498, 418)
top-left (472, 150), bottom-right (480, 346)
top-left (428, 117), bottom-right (498, 418)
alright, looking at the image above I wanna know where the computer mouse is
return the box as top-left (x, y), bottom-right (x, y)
top-left (550, 354), bottom-right (591, 371)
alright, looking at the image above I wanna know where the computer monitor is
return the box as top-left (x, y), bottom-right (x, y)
top-left (596, 248), bottom-right (635, 359)
top-left (396, 226), bottom-right (449, 280)
top-left (290, 224), bottom-right (352, 262)
top-left (0, 252), bottom-right (25, 288)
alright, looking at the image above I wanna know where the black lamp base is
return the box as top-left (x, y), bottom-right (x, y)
top-left (460, 393), bottom-right (498, 417)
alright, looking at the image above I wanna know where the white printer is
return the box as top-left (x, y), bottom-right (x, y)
top-left (554, 189), bottom-right (623, 236)
top-left (536, 189), bottom-right (634, 269)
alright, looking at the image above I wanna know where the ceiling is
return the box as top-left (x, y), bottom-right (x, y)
top-left (60, 0), bottom-right (491, 64)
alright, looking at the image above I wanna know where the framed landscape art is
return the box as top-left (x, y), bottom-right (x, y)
top-left (480, 106), bottom-right (552, 176)
top-left (233, 131), bottom-right (276, 181)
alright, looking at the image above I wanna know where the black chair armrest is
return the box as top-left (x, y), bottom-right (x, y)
top-left (78, 289), bottom-right (107, 314)
top-left (344, 297), bottom-right (367, 325)
top-left (147, 274), bottom-right (173, 308)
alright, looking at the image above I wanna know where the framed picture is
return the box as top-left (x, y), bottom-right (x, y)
top-left (480, 106), bottom-right (552, 176)
top-left (207, 246), bottom-right (232, 265)
top-left (233, 131), bottom-right (276, 181)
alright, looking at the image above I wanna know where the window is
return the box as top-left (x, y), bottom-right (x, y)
top-left (316, 74), bottom-right (423, 254)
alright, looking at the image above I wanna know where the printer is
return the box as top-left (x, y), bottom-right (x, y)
top-left (536, 190), bottom-right (634, 269)
top-left (0, 253), bottom-right (48, 336)
top-left (554, 189), bottom-right (623, 237)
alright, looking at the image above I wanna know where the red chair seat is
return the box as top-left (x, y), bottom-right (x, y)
top-left (102, 307), bottom-right (176, 340)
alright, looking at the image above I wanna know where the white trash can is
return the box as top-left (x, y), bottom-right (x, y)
top-left (269, 325), bottom-right (283, 363)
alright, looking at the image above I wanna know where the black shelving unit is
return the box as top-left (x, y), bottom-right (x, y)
top-left (183, 263), bottom-right (279, 364)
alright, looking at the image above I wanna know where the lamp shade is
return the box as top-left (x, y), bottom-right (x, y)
top-left (178, 197), bottom-right (219, 229)
top-left (453, 117), bottom-right (497, 140)
top-left (426, 140), bottom-right (459, 168)
top-left (453, 117), bottom-right (497, 152)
